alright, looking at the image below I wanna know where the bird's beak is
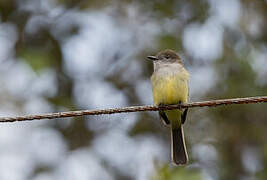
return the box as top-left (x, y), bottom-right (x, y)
top-left (147, 56), bottom-right (158, 61)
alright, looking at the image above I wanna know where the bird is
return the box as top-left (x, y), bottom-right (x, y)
top-left (147, 49), bottom-right (189, 165)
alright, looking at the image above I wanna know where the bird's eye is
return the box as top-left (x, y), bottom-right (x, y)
top-left (165, 56), bottom-right (169, 59)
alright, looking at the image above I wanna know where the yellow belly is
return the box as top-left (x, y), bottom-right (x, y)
top-left (151, 72), bottom-right (188, 106)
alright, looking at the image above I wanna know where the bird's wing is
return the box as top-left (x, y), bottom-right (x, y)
top-left (181, 108), bottom-right (188, 124)
top-left (159, 110), bottom-right (170, 126)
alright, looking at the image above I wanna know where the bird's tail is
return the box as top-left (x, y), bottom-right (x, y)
top-left (171, 126), bottom-right (188, 165)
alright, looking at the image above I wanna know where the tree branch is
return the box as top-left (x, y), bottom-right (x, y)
top-left (0, 96), bottom-right (266, 123)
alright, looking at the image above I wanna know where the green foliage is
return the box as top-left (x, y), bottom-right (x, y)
top-left (19, 48), bottom-right (53, 73)
top-left (152, 164), bottom-right (202, 180)
top-left (157, 34), bottom-right (181, 52)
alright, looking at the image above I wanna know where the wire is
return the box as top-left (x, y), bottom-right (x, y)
top-left (0, 96), bottom-right (266, 123)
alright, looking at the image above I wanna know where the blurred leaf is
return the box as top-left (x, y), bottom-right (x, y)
top-left (56, 0), bottom-right (111, 9)
top-left (60, 117), bottom-right (93, 150)
top-left (0, 0), bottom-right (16, 21)
top-left (157, 34), bottom-right (181, 51)
top-left (18, 48), bottom-right (53, 73)
top-left (152, 164), bottom-right (202, 180)
top-left (153, 0), bottom-right (176, 17)
top-left (129, 113), bottom-right (163, 136)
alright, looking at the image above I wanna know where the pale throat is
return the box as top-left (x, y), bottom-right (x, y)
top-left (153, 62), bottom-right (184, 74)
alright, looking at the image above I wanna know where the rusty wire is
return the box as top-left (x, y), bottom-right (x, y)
top-left (0, 96), bottom-right (266, 123)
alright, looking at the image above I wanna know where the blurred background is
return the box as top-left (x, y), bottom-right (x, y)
top-left (0, 0), bottom-right (267, 179)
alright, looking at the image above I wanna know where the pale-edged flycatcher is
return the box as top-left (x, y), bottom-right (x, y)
top-left (148, 49), bottom-right (189, 165)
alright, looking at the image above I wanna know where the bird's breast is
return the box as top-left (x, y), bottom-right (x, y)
top-left (151, 67), bottom-right (189, 106)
